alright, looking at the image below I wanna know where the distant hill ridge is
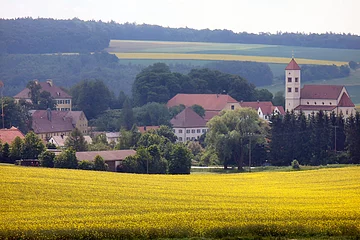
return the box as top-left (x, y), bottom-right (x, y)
top-left (1, 18), bottom-right (360, 54)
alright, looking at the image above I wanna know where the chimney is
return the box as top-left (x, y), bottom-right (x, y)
top-left (46, 79), bottom-right (53, 86)
top-left (46, 108), bottom-right (52, 121)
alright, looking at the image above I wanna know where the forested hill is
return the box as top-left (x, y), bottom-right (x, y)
top-left (1, 18), bottom-right (360, 54)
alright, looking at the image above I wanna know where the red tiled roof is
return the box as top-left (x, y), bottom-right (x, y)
top-left (170, 107), bottom-right (207, 128)
top-left (14, 81), bottom-right (72, 99)
top-left (137, 126), bottom-right (160, 133)
top-left (294, 105), bottom-right (337, 111)
top-left (76, 150), bottom-right (136, 162)
top-left (0, 127), bottom-right (25, 144)
top-left (167, 94), bottom-right (238, 111)
top-left (285, 58), bottom-right (301, 70)
top-left (338, 93), bottom-right (355, 107)
top-left (31, 110), bottom-right (74, 134)
top-left (273, 106), bottom-right (285, 115)
top-left (204, 111), bottom-right (220, 122)
top-left (300, 85), bottom-right (344, 100)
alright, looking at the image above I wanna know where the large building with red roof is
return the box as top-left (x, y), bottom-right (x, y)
top-left (285, 58), bottom-right (356, 117)
top-left (14, 79), bottom-right (72, 111)
top-left (170, 107), bottom-right (208, 142)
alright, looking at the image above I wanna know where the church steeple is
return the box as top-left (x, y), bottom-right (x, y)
top-left (285, 58), bottom-right (301, 112)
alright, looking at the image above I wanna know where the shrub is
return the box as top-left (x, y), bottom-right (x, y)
top-left (39, 151), bottom-right (55, 168)
top-left (94, 155), bottom-right (107, 171)
top-left (291, 159), bottom-right (300, 170)
top-left (78, 160), bottom-right (94, 170)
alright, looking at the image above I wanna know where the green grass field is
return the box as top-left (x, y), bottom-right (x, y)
top-left (1, 164), bottom-right (359, 239)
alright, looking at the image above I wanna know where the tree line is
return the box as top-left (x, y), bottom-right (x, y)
top-left (270, 111), bottom-right (360, 166)
top-left (1, 18), bottom-right (360, 54)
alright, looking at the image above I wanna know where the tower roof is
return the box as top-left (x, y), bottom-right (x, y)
top-left (285, 58), bottom-right (301, 70)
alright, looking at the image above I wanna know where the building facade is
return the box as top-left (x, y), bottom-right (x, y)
top-left (170, 107), bottom-right (208, 142)
top-left (285, 58), bottom-right (356, 117)
top-left (14, 79), bottom-right (72, 111)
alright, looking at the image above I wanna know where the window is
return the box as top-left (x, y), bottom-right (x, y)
top-left (197, 129), bottom-right (201, 133)
top-left (314, 102), bottom-right (317, 105)
top-left (307, 102), bottom-right (309, 105)
top-left (295, 88), bottom-right (299, 92)
top-left (202, 129), bottom-right (206, 133)
top-left (186, 130), bottom-right (190, 133)
top-left (330, 102), bottom-right (332, 105)
top-left (322, 102), bottom-right (325, 105)
top-left (179, 129), bottom-right (183, 133)
top-left (191, 137), bottom-right (195, 141)
top-left (287, 87), bottom-right (292, 93)
top-left (231, 105), bottom-right (234, 110)
top-left (191, 129), bottom-right (195, 133)
top-left (179, 137), bottom-right (183, 141)
top-left (346, 110), bottom-right (349, 115)
top-left (186, 137), bottom-right (190, 141)
top-left (287, 77), bottom-right (292, 83)
top-left (295, 77), bottom-right (299, 82)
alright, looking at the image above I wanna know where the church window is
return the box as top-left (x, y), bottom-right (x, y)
top-left (287, 87), bottom-right (292, 93)
top-left (295, 77), bottom-right (299, 82)
top-left (287, 77), bottom-right (292, 83)
top-left (295, 88), bottom-right (299, 92)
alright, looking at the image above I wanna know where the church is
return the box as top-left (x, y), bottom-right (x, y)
top-left (285, 58), bottom-right (356, 117)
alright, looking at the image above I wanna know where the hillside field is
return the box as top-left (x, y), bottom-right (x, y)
top-left (1, 165), bottom-right (359, 239)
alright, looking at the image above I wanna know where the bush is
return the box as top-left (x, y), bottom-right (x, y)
top-left (54, 148), bottom-right (78, 169)
top-left (94, 155), bottom-right (107, 171)
top-left (291, 159), bottom-right (300, 170)
top-left (39, 151), bottom-right (55, 168)
top-left (78, 160), bottom-right (94, 170)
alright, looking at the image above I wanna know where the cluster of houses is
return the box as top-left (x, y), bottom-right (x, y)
top-left (0, 58), bottom-right (356, 171)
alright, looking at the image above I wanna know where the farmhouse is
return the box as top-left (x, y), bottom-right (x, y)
top-left (240, 101), bottom-right (285, 121)
top-left (31, 109), bottom-right (88, 141)
top-left (14, 79), bottom-right (72, 111)
top-left (0, 126), bottom-right (24, 144)
top-left (76, 150), bottom-right (136, 172)
top-left (170, 107), bottom-right (208, 142)
top-left (285, 58), bottom-right (356, 117)
top-left (167, 93), bottom-right (241, 121)
top-left (49, 135), bottom-right (93, 148)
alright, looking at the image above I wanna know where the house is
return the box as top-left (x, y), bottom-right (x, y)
top-left (285, 58), bottom-right (356, 117)
top-left (31, 109), bottom-right (88, 141)
top-left (49, 135), bottom-right (93, 148)
top-left (106, 132), bottom-right (120, 144)
top-left (240, 101), bottom-right (285, 121)
top-left (170, 107), bottom-right (208, 142)
top-left (0, 126), bottom-right (25, 144)
top-left (76, 150), bottom-right (136, 172)
top-left (14, 79), bottom-right (72, 111)
top-left (167, 94), bottom-right (241, 121)
top-left (137, 126), bottom-right (160, 133)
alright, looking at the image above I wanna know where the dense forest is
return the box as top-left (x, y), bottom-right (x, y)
top-left (1, 18), bottom-right (360, 55)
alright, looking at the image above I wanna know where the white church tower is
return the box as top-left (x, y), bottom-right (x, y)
top-left (285, 58), bottom-right (301, 112)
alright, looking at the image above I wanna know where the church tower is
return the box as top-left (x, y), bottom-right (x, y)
top-left (285, 58), bottom-right (301, 112)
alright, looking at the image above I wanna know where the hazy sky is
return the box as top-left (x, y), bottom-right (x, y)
top-left (1, 0), bottom-right (359, 35)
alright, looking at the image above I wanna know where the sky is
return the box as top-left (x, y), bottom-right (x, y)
top-left (1, 0), bottom-right (359, 35)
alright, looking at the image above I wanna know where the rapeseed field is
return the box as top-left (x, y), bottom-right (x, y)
top-left (0, 165), bottom-right (359, 239)
top-left (112, 52), bottom-right (347, 66)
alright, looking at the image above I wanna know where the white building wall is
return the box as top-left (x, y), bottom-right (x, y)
top-left (285, 69), bottom-right (301, 112)
top-left (173, 127), bottom-right (208, 142)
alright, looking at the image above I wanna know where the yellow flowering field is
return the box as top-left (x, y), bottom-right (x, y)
top-left (0, 165), bottom-right (359, 239)
top-left (112, 52), bottom-right (347, 66)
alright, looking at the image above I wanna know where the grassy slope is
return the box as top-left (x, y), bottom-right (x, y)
top-left (1, 164), bottom-right (359, 239)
